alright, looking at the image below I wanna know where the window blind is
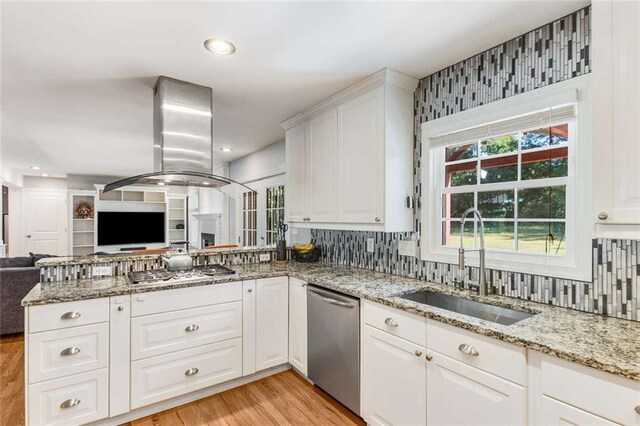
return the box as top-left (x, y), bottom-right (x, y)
top-left (429, 104), bottom-right (576, 147)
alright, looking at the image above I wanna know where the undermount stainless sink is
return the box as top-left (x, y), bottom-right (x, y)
top-left (399, 291), bottom-right (537, 326)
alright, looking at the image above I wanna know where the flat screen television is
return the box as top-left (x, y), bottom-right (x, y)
top-left (97, 211), bottom-right (165, 246)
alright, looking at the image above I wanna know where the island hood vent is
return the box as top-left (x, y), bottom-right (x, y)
top-left (104, 77), bottom-right (254, 195)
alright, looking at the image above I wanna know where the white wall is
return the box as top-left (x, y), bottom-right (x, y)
top-left (229, 139), bottom-right (285, 183)
top-left (23, 176), bottom-right (67, 190)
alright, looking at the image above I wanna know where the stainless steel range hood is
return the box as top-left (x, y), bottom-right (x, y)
top-left (104, 77), bottom-right (254, 195)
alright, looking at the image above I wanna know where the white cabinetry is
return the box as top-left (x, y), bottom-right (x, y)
top-left (529, 351), bottom-right (640, 425)
top-left (282, 68), bottom-right (417, 231)
top-left (593, 0), bottom-right (640, 237)
top-left (255, 277), bottom-right (289, 371)
top-left (288, 277), bottom-right (308, 376)
top-left (361, 324), bottom-right (426, 426)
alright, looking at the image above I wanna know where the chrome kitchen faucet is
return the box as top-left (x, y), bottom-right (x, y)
top-left (458, 207), bottom-right (489, 296)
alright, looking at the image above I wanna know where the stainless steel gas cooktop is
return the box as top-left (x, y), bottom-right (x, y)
top-left (126, 264), bottom-right (237, 286)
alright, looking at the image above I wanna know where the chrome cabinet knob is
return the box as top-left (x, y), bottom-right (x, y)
top-left (384, 317), bottom-right (398, 327)
top-left (185, 367), bottom-right (199, 376)
top-left (598, 212), bottom-right (608, 220)
top-left (635, 405), bottom-right (640, 415)
top-left (301, 283), bottom-right (306, 287)
top-left (414, 350), bottom-right (423, 357)
top-left (375, 217), bottom-right (381, 222)
top-left (60, 311), bottom-right (81, 320)
top-left (60, 347), bottom-right (81, 356)
top-left (185, 324), bottom-right (199, 332)
top-left (117, 306), bottom-right (124, 311)
top-left (60, 398), bottom-right (81, 409)
top-left (458, 343), bottom-right (479, 356)
top-left (247, 288), bottom-right (253, 293)
top-left (425, 354), bottom-right (433, 361)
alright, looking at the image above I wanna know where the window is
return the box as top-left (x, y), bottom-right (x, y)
top-left (442, 124), bottom-right (569, 255)
top-left (421, 76), bottom-right (592, 281)
top-left (242, 191), bottom-right (257, 246)
top-left (265, 185), bottom-right (285, 245)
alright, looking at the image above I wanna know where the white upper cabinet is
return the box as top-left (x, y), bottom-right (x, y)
top-left (282, 68), bottom-right (417, 232)
top-left (285, 122), bottom-right (309, 223)
top-left (593, 0), bottom-right (640, 237)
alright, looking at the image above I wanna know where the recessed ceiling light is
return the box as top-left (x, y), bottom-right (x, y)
top-left (220, 147), bottom-right (233, 152)
top-left (41, 173), bottom-right (48, 177)
top-left (204, 38), bottom-right (236, 55)
top-left (31, 166), bottom-right (40, 170)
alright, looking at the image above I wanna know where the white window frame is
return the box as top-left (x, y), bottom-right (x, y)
top-left (420, 75), bottom-right (592, 281)
top-left (234, 174), bottom-right (286, 246)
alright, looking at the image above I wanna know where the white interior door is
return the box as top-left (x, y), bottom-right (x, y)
top-left (23, 190), bottom-right (67, 255)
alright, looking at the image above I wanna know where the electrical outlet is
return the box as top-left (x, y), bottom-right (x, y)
top-left (259, 253), bottom-right (271, 262)
top-left (366, 238), bottom-right (375, 253)
top-left (92, 266), bottom-right (112, 277)
top-left (398, 240), bottom-right (417, 257)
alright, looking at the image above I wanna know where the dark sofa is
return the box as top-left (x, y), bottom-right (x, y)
top-left (0, 256), bottom-right (42, 335)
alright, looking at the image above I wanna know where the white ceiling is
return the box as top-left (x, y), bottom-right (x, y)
top-left (1, 0), bottom-right (589, 179)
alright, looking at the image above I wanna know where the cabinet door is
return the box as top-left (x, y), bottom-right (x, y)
top-left (308, 110), bottom-right (338, 222)
top-left (256, 277), bottom-right (289, 371)
top-left (426, 350), bottom-right (526, 425)
top-left (361, 324), bottom-right (426, 426)
top-left (286, 122), bottom-right (309, 222)
top-left (594, 0), bottom-right (640, 231)
top-left (337, 87), bottom-right (385, 224)
top-left (537, 395), bottom-right (618, 425)
top-left (288, 278), bottom-right (308, 376)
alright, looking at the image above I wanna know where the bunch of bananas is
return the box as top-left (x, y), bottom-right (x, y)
top-left (294, 243), bottom-right (316, 254)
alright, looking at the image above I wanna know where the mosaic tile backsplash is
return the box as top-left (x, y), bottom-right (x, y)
top-left (315, 6), bottom-right (639, 322)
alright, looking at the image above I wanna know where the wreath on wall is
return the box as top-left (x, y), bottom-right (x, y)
top-left (74, 201), bottom-right (94, 219)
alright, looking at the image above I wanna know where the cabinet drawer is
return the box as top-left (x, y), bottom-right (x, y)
top-left (131, 301), bottom-right (242, 360)
top-left (29, 298), bottom-right (109, 333)
top-left (28, 368), bottom-right (108, 426)
top-left (532, 351), bottom-right (640, 425)
top-left (131, 338), bottom-right (243, 409)
top-left (29, 323), bottom-right (109, 384)
top-left (131, 282), bottom-right (242, 317)
top-left (363, 300), bottom-right (426, 346)
top-left (426, 320), bottom-right (526, 385)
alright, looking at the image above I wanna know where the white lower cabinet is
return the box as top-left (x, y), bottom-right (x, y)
top-left (362, 324), bottom-right (427, 426)
top-left (538, 395), bottom-right (617, 425)
top-left (28, 368), bottom-right (109, 426)
top-left (130, 338), bottom-right (243, 409)
top-left (288, 277), bottom-right (308, 376)
top-left (426, 350), bottom-right (526, 425)
top-left (255, 276), bottom-right (289, 371)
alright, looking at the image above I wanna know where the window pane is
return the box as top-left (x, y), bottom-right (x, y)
top-left (518, 186), bottom-right (566, 219)
top-left (521, 150), bottom-right (568, 180)
top-left (443, 193), bottom-right (474, 219)
top-left (478, 190), bottom-right (514, 218)
top-left (446, 143), bottom-right (477, 162)
top-left (551, 124), bottom-right (569, 146)
top-left (483, 221), bottom-right (515, 250)
top-left (480, 155), bottom-right (518, 184)
top-left (521, 127), bottom-right (549, 150)
top-left (518, 222), bottom-right (566, 254)
top-left (443, 220), bottom-right (475, 248)
top-left (446, 163), bottom-right (477, 187)
top-left (480, 135), bottom-right (518, 157)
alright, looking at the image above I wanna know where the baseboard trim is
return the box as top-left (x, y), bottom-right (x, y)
top-left (88, 364), bottom-right (291, 425)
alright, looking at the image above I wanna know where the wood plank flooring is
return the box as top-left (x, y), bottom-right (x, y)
top-left (0, 333), bottom-right (364, 426)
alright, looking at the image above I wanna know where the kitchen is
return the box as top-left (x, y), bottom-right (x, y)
top-left (1, 1), bottom-right (639, 425)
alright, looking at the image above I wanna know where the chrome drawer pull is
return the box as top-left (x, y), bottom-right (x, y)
top-left (458, 343), bottom-right (479, 356)
top-left (60, 398), bottom-right (81, 409)
top-left (60, 347), bottom-right (81, 356)
top-left (60, 311), bottom-right (81, 320)
top-left (185, 324), bottom-right (199, 332)
top-left (384, 317), bottom-right (398, 327)
top-left (185, 367), bottom-right (199, 376)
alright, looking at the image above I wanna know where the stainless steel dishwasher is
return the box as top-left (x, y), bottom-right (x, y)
top-left (307, 285), bottom-right (360, 415)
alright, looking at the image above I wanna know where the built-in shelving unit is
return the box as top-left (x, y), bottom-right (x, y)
top-left (98, 190), bottom-right (166, 203)
top-left (69, 191), bottom-right (97, 256)
top-left (168, 196), bottom-right (187, 243)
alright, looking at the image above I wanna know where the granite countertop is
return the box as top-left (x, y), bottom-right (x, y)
top-left (35, 246), bottom-right (277, 267)
top-left (22, 262), bottom-right (640, 383)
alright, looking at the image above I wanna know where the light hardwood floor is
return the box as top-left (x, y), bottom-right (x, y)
top-left (0, 334), bottom-right (364, 426)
